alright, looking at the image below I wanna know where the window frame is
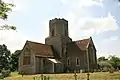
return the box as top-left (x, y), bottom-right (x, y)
top-left (76, 57), bottom-right (80, 66)
top-left (67, 58), bottom-right (70, 66)
top-left (51, 29), bottom-right (55, 36)
top-left (23, 51), bottom-right (31, 65)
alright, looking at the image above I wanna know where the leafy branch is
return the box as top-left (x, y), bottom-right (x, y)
top-left (0, 0), bottom-right (16, 30)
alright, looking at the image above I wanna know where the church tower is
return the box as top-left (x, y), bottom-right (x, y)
top-left (45, 18), bottom-right (72, 58)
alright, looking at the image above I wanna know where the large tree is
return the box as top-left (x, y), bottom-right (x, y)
top-left (0, 44), bottom-right (11, 71)
top-left (0, 0), bottom-right (16, 30)
top-left (108, 55), bottom-right (120, 69)
top-left (98, 56), bottom-right (108, 62)
top-left (10, 50), bottom-right (21, 71)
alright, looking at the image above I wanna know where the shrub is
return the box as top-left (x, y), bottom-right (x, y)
top-left (1, 69), bottom-right (11, 77)
top-left (109, 67), bottom-right (114, 73)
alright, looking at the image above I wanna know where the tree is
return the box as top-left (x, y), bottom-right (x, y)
top-left (97, 56), bottom-right (112, 71)
top-left (0, 0), bottom-right (16, 30)
top-left (108, 55), bottom-right (120, 69)
top-left (0, 44), bottom-right (11, 71)
top-left (98, 56), bottom-right (108, 62)
top-left (10, 50), bottom-right (21, 71)
top-left (98, 61), bottom-right (112, 68)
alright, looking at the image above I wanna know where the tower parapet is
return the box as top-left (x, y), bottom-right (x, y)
top-left (49, 18), bottom-right (68, 24)
top-left (49, 18), bottom-right (69, 37)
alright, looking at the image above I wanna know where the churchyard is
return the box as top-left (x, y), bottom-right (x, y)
top-left (1, 72), bottom-right (120, 80)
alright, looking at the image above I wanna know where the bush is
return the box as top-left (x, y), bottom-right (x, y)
top-left (109, 67), bottom-right (114, 73)
top-left (0, 75), bottom-right (4, 79)
top-left (1, 69), bottom-right (11, 77)
top-left (102, 67), bottom-right (108, 72)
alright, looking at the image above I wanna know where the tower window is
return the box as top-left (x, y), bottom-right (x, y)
top-left (67, 58), bottom-right (70, 66)
top-left (76, 57), bottom-right (80, 66)
top-left (52, 29), bottom-right (54, 36)
top-left (65, 30), bottom-right (67, 36)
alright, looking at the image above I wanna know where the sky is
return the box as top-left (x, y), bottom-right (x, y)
top-left (0, 0), bottom-right (120, 57)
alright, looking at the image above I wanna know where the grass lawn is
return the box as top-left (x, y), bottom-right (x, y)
top-left (2, 72), bottom-right (120, 80)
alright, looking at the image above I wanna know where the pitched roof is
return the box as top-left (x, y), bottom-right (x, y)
top-left (75, 38), bottom-right (90, 50)
top-left (27, 41), bottom-right (53, 57)
top-left (14, 50), bottom-right (21, 56)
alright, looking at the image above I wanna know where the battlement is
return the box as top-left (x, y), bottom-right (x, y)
top-left (49, 18), bottom-right (68, 24)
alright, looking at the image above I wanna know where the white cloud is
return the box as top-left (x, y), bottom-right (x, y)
top-left (43, 0), bottom-right (119, 41)
top-left (104, 36), bottom-right (120, 42)
top-left (61, 0), bottom-right (103, 7)
top-left (65, 12), bottom-right (119, 40)
top-left (0, 0), bottom-right (29, 53)
top-left (80, 13), bottom-right (119, 34)
top-left (62, 0), bottom-right (119, 40)
top-left (0, 30), bottom-right (27, 53)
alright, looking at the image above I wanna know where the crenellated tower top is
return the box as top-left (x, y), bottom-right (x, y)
top-left (49, 18), bottom-right (69, 37)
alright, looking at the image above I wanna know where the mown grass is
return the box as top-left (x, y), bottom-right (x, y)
top-left (1, 72), bottom-right (120, 80)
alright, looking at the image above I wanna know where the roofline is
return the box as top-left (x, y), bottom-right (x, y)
top-left (35, 55), bottom-right (54, 58)
top-left (27, 40), bottom-right (44, 44)
top-left (27, 40), bottom-right (51, 46)
top-left (73, 37), bottom-right (91, 42)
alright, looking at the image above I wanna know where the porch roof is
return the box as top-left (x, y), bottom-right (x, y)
top-left (47, 58), bottom-right (61, 63)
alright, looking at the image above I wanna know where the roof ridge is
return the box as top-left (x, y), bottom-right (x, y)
top-left (27, 40), bottom-right (45, 45)
top-left (74, 37), bottom-right (90, 42)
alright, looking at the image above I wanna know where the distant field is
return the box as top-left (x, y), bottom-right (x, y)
top-left (2, 72), bottom-right (120, 80)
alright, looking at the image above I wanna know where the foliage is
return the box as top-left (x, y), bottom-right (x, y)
top-left (97, 56), bottom-right (111, 70)
top-left (1, 69), bottom-right (11, 77)
top-left (98, 61), bottom-right (112, 68)
top-left (108, 55), bottom-right (120, 69)
top-left (0, 0), bottom-right (16, 30)
top-left (10, 50), bottom-right (21, 71)
top-left (0, 24), bottom-right (16, 30)
top-left (0, 44), bottom-right (11, 71)
top-left (98, 56), bottom-right (108, 62)
top-left (0, 44), bottom-right (20, 72)
top-left (97, 55), bottom-right (120, 70)
top-left (0, 1), bottom-right (14, 20)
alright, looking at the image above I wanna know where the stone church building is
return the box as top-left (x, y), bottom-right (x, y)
top-left (19, 18), bottom-right (97, 74)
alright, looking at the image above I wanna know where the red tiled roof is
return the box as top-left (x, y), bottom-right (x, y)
top-left (27, 41), bottom-right (53, 57)
top-left (75, 38), bottom-right (90, 50)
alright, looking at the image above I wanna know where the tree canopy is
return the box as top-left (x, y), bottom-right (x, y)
top-left (0, 0), bottom-right (16, 30)
top-left (10, 50), bottom-right (21, 71)
top-left (108, 55), bottom-right (120, 69)
top-left (0, 44), bottom-right (11, 71)
top-left (97, 55), bottom-right (120, 70)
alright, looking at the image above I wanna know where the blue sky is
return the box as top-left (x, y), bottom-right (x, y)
top-left (0, 0), bottom-right (120, 57)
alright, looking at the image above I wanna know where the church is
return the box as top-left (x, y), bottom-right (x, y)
top-left (19, 18), bottom-right (97, 74)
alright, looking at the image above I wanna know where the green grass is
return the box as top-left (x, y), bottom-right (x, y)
top-left (1, 72), bottom-right (120, 80)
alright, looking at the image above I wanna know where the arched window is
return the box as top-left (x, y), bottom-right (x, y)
top-left (52, 29), bottom-right (54, 36)
top-left (67, 58), bottom-right (70, 66)
top-left (65, 30), bottom-right (67, 36)
top-left (76, 57), bottom-right (80, 66)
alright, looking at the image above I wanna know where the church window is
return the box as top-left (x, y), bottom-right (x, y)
top-left (52, 29), bottom-right (55, 36)
top-left (67, 58), bottom-right (70, 66)
top-left (23, 49), bottom-right (31, 65)
top-left (76, 57), bottom-right (80, 66)
top-left (65, 30), bottom-right (67, 36)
